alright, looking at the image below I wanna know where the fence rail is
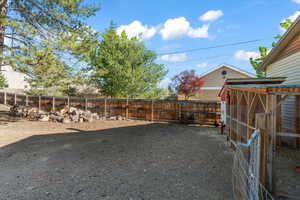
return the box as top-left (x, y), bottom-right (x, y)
top-left (0, 92), bottom-right (221, 125)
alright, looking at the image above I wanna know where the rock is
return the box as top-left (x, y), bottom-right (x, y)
top-left (79, 117), bottom-right (84, 123)
top-left (39, 115), bottom-right (49, 122)
top-left (9, 105), bottom-right (100, 124)
top-left (91, 113), bottom-right (99, 120)
top-left (109, 116), bottom-right (117, 120)
top-left (117, 115), bottom-right (124, 120)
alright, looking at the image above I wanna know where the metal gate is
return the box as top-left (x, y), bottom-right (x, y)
top-left (232, 130), bottom-right (274, 200)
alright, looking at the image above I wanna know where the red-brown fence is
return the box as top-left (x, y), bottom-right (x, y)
top-left (0, 92), bottom-right (221, 125)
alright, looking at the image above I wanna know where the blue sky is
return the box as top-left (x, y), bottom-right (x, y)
top-left (86, 0), bottom-right (300, 87)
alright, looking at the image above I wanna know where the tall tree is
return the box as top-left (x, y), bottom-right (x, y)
top-left (0, 0), bottom-right (99, 56)
top-left (170, 70), bottom-right (205, 100)
top-left (89, 27), bottom-right (167, 99)
top-left (250, 19), bottom-right (292, 77)
top-left (0, 0), bottom-right (99, 95)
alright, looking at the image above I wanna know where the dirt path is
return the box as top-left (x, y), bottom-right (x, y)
top-left (0, 119), bottom-right (233, 200)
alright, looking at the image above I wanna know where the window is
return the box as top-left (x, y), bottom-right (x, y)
top-left (221, 70), bottom-right (227, 79)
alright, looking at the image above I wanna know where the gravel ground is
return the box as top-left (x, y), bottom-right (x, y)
top-left (0, 116), bottom-right (233, 200)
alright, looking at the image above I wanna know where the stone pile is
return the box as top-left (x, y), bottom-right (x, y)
top-left (9, 105), bottom-right (101, 123)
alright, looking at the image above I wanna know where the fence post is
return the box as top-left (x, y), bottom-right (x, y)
top-left (85, 98), bottom-right (88, 111)
top-left (178, 101), bottom-right (181, 121)
top-left (38, 96), bottom-right (41, 111)
top-left (4, 92), bottom-right (6, 105)
top-left (25, 95), bottom-right (28, 106)
top-left (151, 99), bottom-right (154, 122)
top-left (126, 99), bottom-right (129, 119)
top-left (52, 97), bottom-right (55, 111)
top-left (104, 99), bottom-right (107, 118)
top-left (14, 93), bottom-right (17, 105)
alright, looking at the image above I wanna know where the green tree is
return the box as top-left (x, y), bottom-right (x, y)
top-left (22, 45), bottom-right (72, 96)
top-left (0, 0), bottom-right (99, 58)
top-left (89, 27), bottom-right (167, 99)
top-left (250, 19), bottom-right (293, 77)
top-left (0, 0), bottom-right (99, 95)
top-left (0, 72), bottom-right (6, 88)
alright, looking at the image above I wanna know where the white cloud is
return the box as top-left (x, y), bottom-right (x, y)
top-left (160, 17), bottom-right (209, 40)
top-left (292, 0), bottom-right (300, 4)
top-left (196, 62), bottom-right (208, 68)
top-left (234, 50), bottom-right (260, 61)
top-left (199, 10), bottom-right (224, 22)
top-left (187, 24), bottom-right (210, 38)
top-left (287, 11), bottom-right (300, 22)
top-left (160, 53), bottom-right (187, 62)
top-left (116, 20), bottom-right (157, 39)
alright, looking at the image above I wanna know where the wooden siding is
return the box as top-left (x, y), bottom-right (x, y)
top-left (266, 51), bottom-right (300, 135)
top-left (272, 31), bottom-right (300, 63)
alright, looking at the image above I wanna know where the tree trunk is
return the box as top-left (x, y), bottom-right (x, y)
top-left (0, 0), bottom-right (8, 62)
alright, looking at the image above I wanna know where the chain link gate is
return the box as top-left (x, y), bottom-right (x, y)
top-left (232, 130), bottom-right (274, 200)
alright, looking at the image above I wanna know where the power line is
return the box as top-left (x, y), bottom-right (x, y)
top-left (157, 39), bottom-right (263, 56)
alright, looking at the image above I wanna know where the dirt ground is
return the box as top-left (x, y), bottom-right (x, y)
top-left (0, 106), bottom-right (233, 200)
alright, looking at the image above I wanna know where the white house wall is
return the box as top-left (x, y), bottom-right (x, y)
top-left (266, 51), bottom-right (300, 133)
top-left (1, 65), bottom-right (30, 90)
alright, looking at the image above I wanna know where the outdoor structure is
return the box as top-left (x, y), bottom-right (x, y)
top-left (223, 83), bottom-right (300, 199)
top-left (0, 65), bottom-right (30, 92)
top-left (258, 15), bottom-right (300, 143)
top-left (179, 64), bottom-right (255, 101)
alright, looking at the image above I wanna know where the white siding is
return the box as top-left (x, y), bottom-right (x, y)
top-left (1, 65), bottom-right (30, 90)
top-left (266, 52), bottom-right (300, 133)
top-left (267, 50), bottom-right (300, 83)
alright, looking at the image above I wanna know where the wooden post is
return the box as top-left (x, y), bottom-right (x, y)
top-left (178, 102), bottom-right (181, 122)
top-left (4, 92), bottom-right (6, 105)
top-left (38, 96), bottom-right (41, 111)
top-left (85, 98), bottom-right (88, 111)
top-left (104, 99), bottom-right (107, 118)
top-left (14, 93), bottom-right (17, 105)
top-left (256, 94), bottom-right (277, 194)
top-left (229, 89), bottom-right (235, 148)
top-left (236, 93), bottom-right (242, 142)
top-left (151, 99), bottom-right (154, 122)
top-left (276, 95), bottom-right (282, 147)
top-left (25, 95), bottom-right (28, 106)
top-left (294, 95), bottom-right (300, 148)
top-left (267, 94), bottom-right (277, 195)
top-left (52, 97), bottom-right (55, 111)
top-left (126, 99), bottom-right (129, 119)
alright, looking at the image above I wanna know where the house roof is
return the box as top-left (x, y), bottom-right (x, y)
top-left (200, 63), bottom-right (255, 78)
top-left (258, 15), bottom-right (300, 71)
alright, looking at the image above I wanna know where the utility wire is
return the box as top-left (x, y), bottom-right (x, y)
top-left (157, 39), bottom-right (263, 55)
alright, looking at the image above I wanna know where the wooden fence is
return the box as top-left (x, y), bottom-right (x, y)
top-left (0, 92), bottom-right (221, 125)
